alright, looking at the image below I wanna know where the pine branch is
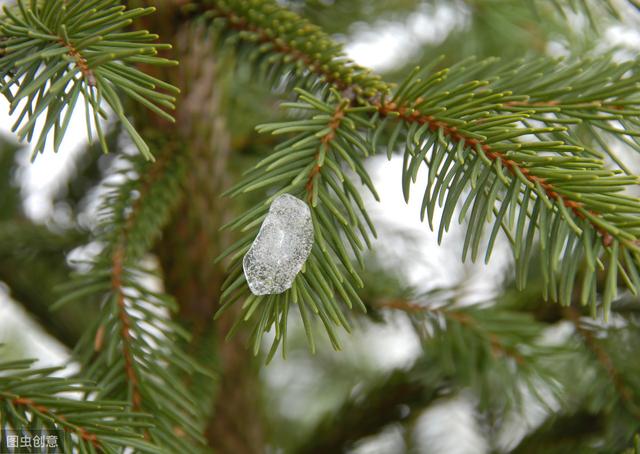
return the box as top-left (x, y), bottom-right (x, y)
top-left (0, 0), bottom-right (179, 159)
top-left (566, 308), bottom-right (640, 421)
top-left (294, 366), bottom-right (449, 454)
top-left (478, 56), bottom-right (640, 175)
top-left (377, 289), bottom-right (563, 413)
top-left (202, 0), bottom-right (638, 184)
top-left (0, 359), bottom-right (157, 452)
top-left (186, 0), bottom-right (390, 98)
top-left (55, 145), bottom-right (211, 451)
top-left (203, 1), bottom-right (640, 351)
top-left (220, 77), bottom-right (640, 350)
top-left (369, 60), bottom-right (640, 308)
top-left (218, 89), bottom-right (378, 356)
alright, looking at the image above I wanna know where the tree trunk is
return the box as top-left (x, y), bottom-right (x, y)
top-left (132, 2), bottom-right (265, 451)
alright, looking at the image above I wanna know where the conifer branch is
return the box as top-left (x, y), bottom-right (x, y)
top-left (371, 56), bottom-right (640, 244)
top-left (0, 0), bottom-right (179, 159)
top-left (380, 298), bottom-right (526, 364)
top-left (56, 146), bottom-right (210, 451)
top-left (221, 76), bottom-right (640, 345)
top-left (218, 89), bottom-right (378, 356)
top-left (188, 0), bottom-right (389, 98)
top-left (372, 62), bottom-right (640, 314)
top-left (209, 1), bottom-right (640, 341)
top-left (0, 359), bottom-right (158, 452)
top-left (100, 143), bottom-right (188, 412)
top-left (376, 289), bottom-right (562, 412)
top-left (565, 308), bottom-right (640, 420)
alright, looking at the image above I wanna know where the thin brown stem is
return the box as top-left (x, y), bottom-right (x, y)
top-left (305, 102), bottom-right (347, 201)
top-left (110, 245), bottom-right (141, 410)
top-left (104, 149), bottom-right (175, 412)
top-left (378, 298), bottom-right (525, 364)
top-left (375, 101), bottom-right (614, 247)
top-left (6, 396), bottom-right (100, 447)
top-left (58, 39), bottom-right (96, 86)
top-left (198, 5), bottom-right (366, 94)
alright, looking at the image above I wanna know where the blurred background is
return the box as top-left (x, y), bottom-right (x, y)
top-left (2, 1), bottom-right (640, 453)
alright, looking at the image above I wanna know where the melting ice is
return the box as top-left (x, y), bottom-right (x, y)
top-left (243, 194), bottom-right (314, 295)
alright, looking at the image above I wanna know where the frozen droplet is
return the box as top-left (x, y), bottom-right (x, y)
top-left (243, 194), bottom-right (314, 295)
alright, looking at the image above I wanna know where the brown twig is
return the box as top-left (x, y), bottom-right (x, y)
top-left (203, 6), bottom-right (366, 94)
top-left (59, 40), bottom-right (96, 86)
top-left (305, 102), bottom-right (346, 201)
top-left (8, 396), bottom-right (100, 447)
top-left (110, 245), bottom-right (141, 410)
top-left (378, 298), bottom-right (525, 364)
top-left (103, 150), bottom-right (175, 412)
top-left (375, 100), bottom-right (614, 247)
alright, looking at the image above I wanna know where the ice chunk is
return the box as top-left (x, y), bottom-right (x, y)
top-left (243, 194), bottom-right (314, 295)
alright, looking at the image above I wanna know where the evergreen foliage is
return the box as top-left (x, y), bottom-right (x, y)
top-left (0, 358), bottom-right (158, 452)
top-left (215, 1), bottom-right (640, 348)
top-left (0, 0), bottom-right (178, 159)
top-left (56, 146), bottom-right (212, 451)
top-left (1, 0), bottom-right (640, 452)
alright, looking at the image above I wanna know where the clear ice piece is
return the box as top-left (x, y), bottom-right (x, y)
top-left (243, 194), bottom-right (314, 295)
